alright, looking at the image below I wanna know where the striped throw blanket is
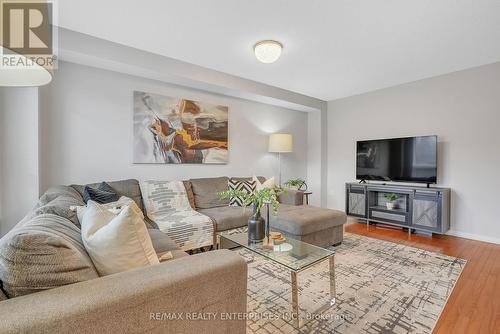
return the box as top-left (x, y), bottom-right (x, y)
top-left (139, 180), bottom-right (213, 251)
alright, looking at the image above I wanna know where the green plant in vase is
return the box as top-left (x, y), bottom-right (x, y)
top-left (218, 187), bottom-right (284, 241)
top-left (283, 178), bottom-right (307, 191)
top-left (383, 193), bottom-right (398, 210)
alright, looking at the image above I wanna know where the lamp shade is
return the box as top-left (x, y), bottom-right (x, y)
top-left (268, 134), bottom-right (293, 153)
top-left (0, 47), bottom-right (52, 87)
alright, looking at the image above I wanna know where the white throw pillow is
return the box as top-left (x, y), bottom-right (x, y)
top-left (252, 176), bottom-right (276, 191)
top-left (80, 200), bottom-right (159, 276)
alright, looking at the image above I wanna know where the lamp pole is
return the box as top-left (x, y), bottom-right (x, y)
top-left (278, 152), bottom-right (282, 186)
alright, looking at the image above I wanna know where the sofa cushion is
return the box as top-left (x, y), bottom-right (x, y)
top-left (182, 181), bottom-right (196, 209)
top-left (270, 204), bottom-right (347, 235)
top-left (189, 177), bottom-right (229, 209)
top-left (170, 250), bottom-right (190, 259)
top-left (148, 229), bottom-right (181, 253)
top-left (198, 206), bottom-right (252, 232)
top-left (148, 229), bottom-right (189, 259)
top-left (72, 179), bottom-right (144, 213)
top-left (0, 214), bottom-right (99, 298)
top-left (278, 189), bottom-right (304, 206)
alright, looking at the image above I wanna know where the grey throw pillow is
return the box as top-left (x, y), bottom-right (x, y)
top-left (189, 177), bottom-right (229, 209)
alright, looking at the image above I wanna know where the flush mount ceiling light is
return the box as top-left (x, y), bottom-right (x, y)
top-left (254, 40), bottom-right (283, 63)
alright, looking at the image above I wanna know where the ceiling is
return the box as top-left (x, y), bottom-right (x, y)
top-left (58, 0), bottom-right (500, 101)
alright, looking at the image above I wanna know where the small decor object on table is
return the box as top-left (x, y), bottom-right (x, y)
top-left (263, 231), bottom-right (288, 250)
top-left (269, 231), bottom-right (281, 238)
top-left (248, 203), bottom-right (266, 241)
top-left (269, 232), bottom-right (287, 245)
top-left (384, 193), bottom-right (398, 210)
top-left (219, 187), bottom-right (283, 242)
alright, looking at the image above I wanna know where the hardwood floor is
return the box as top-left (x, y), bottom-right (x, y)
top-left (345, 220), bottom-right (500, 334)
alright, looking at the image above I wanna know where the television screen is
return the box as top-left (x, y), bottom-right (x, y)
top-left (356, 135), bottom-right (437, 184)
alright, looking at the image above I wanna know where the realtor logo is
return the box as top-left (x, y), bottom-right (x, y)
top-left (0, 0), bottom-right (57, 71)
top-left (2, 1), bottom-right (52, 54)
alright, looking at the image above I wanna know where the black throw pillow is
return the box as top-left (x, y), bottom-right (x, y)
top-left (83, 182), bottom-right (119, 204)
top-left (97, 181), bottom-right (116, 194)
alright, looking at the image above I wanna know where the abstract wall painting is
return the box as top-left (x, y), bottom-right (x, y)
top-left (133, 91), bottom-right (229, 164)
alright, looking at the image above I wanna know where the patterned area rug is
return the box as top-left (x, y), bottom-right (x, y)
top-left (238, 233), bottom-right (466, 334)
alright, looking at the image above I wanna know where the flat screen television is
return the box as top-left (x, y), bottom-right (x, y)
top-left (356, 135), bottom-right (437, 184)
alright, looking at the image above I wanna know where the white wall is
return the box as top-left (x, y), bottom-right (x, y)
top-left (307, 108), bottom-right (328, 207)
top-left (0, 88), bottom-right (40, 235)
top-left (39, 62), bottom-right (308, 192)
top-left (327, 62), bottom-right (500, 244)
top-left (307, 111), bottom-right (322, 206)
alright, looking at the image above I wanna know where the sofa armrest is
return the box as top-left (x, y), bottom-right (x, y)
top-left (0, 250), bottom-right (247, 334)
top-left (279, 189), bottom-right (304, 206)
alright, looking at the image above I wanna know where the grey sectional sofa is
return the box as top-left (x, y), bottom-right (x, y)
top-left (0, 180), bottom-right (247, 334)
top-left (0, 176), bottom-right (346, 333)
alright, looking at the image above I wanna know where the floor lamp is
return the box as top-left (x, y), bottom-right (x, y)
top-left (268, 134), bottom-right (293, 186)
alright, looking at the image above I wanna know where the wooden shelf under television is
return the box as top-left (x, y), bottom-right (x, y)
top-left (369, 206), bottom-right (407, 215)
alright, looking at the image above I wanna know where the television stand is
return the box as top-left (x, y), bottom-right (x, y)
top-left (345, 182), bottom-right (450, 235)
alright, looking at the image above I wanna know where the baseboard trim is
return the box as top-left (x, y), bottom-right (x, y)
top-left (446, 230), bottom-right (500, 245)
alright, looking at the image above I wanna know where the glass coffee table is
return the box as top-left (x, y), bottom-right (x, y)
top-left (218, 232), bottom-right (336, 328)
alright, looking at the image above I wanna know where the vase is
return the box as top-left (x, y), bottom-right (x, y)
top-left (248, 203), bottom-right (265, 241)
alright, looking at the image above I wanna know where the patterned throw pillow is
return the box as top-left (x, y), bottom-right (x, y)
top-left (252, 176), bottom-right (276, 190)
top-left (228, 179), bottom-right (256, 207)
top-left (83, 182), bottom-right (119, 204)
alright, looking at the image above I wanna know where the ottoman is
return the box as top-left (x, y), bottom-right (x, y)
top-left (269, 204), bottom-right (347, 247)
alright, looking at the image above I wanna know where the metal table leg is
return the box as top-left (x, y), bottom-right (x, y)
top-left (329, 255), bottom-right (336, 305)
top-left (291, 271), bottom-right (299, 328)
top-left (288, 255), bottom-right (337, 329)
top-left (215, 234), bottom-right (220, 250)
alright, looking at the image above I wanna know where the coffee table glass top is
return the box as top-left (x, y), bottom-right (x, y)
top-left (219, 232), bottom-right (334, 272)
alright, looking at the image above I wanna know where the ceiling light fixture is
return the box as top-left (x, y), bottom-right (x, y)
top-left (254, 40), bottom-right (283, 64)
